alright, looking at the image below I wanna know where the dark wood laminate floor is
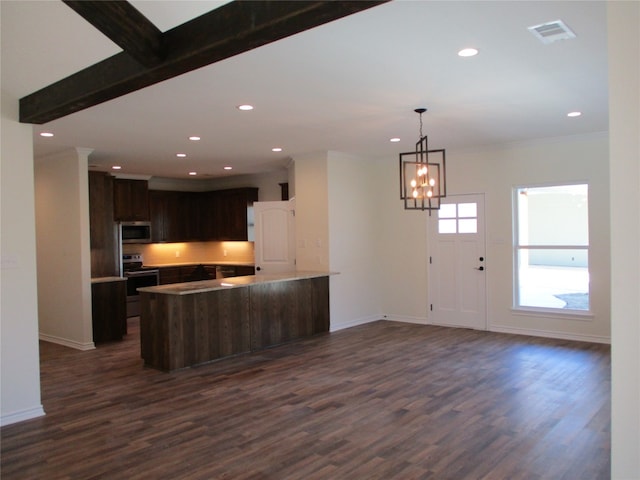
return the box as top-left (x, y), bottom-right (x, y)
top-left (1, 320), bottom-right (610, 479)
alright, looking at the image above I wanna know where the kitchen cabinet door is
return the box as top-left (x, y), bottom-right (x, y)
top-left (158, 266), bottom-right (182, 285)
top-left (211, 188), bottom-right (259, 241)
top-left (89, 172), bottom-right (118, 277)
top-left (235, 265), bottom-right (255, 276)
top-left (179, 192), bottom-right (201, 241)
top-left (198, 191), bottom-right (219, 240)
top-left (91, 279), bottom-right (127, 343)
top-left (150, 190), bottom-right (188, 242)
top-left (114, 179), bottom-right (150, 221)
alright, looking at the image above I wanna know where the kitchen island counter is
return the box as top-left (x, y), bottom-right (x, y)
top-left (139, 272), bottom-right (333, 371)
top-left (138, 271), bottom-right (334, 295)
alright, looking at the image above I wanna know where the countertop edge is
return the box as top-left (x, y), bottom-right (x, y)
top-left (144, 261), bottom-right (255, 268)
top-left (138, 271), bottom-right (338, 295)
top-left (91, 276), bottom-right (126, 284)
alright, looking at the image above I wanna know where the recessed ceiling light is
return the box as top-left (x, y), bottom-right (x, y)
top-left (237, 104), bottom-right (254, 111)
top-left (567, 111), bottom-right (582, 117)
top-left (189, 136), bottom-right (201, 141)
top-left (188, 171), bottom-right (197, 176)
top-left (40, 132), bottom-right (54, 137)
top-left (176, 153), bottom-right (187, 158)
top-left (272, 147), bottom-right (283, 152)
top-left (390, 137), bottom-right (401, 143)
top-left (112, 165), bottom-right (122, 170)
top-left (223, 166), bottom-right (233, 170)
top-left (458, 48), bottom-right (479, 57)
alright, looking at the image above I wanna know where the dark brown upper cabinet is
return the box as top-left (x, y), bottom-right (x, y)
top-left (149, 187), bottom-right (258, 243)
top-left (149, 190), bottom-right (201, 243)
top-left (211, 188), bottom-right (259, 241)
top-left (114, 179), bottom-right (150, 221)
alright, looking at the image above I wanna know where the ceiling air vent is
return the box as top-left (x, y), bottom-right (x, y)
top-left (528, 20), bottom-right (576, 44)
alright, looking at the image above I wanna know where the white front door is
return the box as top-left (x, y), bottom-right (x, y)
top-left (254, 200), bottom-right (296, 274)
top-left (428, 194), bottom-right (487, 330)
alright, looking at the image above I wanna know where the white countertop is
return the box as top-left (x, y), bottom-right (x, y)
top-left (138, 271), bottom-right (336, 295)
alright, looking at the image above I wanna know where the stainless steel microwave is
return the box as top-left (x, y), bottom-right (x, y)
top-left (119, 221), bottom-right (152, 244)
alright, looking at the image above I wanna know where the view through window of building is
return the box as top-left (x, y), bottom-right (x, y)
top-left (514, 184), bottom-right (589, 311)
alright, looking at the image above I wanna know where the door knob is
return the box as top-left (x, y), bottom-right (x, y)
top-left (256, 266), bottom-right (261, 271)
top-left (479, 256), bottom-right (484, 261)
top-left (475, 266), bottom-right (484, 271)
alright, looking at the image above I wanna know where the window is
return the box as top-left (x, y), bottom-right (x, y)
top-left (438, 202), bottom-right (478, 234)
top-left (514, 184), bottom-right (589, 311)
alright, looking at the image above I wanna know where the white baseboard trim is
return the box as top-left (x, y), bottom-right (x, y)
top-left (330, 314), bottom-right (382, 332)
top-left (489, 325), bottom-right (611, 344)
top-left (1, 405), bottom-right (46, 427)
top-left (378, 315), bottom-right (610, 344)
top-left (39, 333), bottom-right (95, 351)
top-left (384, 315), bottom-right (428, 326)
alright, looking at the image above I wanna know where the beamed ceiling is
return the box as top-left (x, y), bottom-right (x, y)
top-left (1, 0), bottom-right (608, 179)
top-left (21, 1), bottom-right (387, 124)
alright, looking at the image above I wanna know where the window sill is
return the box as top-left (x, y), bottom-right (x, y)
top-left (511, 307), bottom-right (594, 321)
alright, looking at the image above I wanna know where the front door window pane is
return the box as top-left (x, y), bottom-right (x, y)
top-left (439, 219), bottom-right (457, 234)
top-left (458, 218), bottom-right (477, 234)
top-left (439, 203), bottom-right (456, 218)
top-left (458, 203), bottom-right (477, 218)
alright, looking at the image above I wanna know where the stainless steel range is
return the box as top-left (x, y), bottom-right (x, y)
top-left (122, 253), bottom-right (159, 318)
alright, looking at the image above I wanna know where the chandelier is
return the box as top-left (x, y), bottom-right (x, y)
top-left (399, 108), bottom-right (446, 212)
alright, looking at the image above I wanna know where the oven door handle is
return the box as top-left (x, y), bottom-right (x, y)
top-left (125, 270), bottom-right (159, 277)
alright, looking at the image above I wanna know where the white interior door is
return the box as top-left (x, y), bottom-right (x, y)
top-left (428, 194), bottom-right (487, 329)
top-left (254, 200), bottom-right (296, 274)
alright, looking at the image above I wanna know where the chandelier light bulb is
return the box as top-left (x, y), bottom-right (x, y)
top-left (430, 178), bottom-right (436, 187)
top-left (412, 189), bottom-right (419, 198)
top-left (410, 179), bottom-right (417, 188)
top-left (427, 190), bottom-right (433, 198)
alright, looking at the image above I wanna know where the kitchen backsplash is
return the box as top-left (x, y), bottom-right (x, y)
top-left (122, 241), bottom-right (255, 266)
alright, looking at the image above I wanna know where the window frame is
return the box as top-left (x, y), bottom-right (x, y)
top-left (512, 182), bottom-right (591, 315)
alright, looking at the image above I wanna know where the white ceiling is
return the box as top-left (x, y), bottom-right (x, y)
top-left (1, 1), bottom-right (608, 180)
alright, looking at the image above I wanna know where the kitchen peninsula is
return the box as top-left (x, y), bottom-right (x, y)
top-left (138, 272), bottom-right (332, 371)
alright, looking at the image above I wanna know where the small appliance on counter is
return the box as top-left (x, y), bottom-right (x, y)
top-left (122, 253), bottom-right (159, 318)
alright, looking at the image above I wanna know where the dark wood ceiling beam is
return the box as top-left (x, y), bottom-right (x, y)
top-left (63, 0), bottom-right (165, 67)
top-left (20, 0), bottom-right (389, 124)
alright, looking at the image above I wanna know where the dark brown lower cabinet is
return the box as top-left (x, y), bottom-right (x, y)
top-left (158, 264), bottom-right (254, 285)
top-left (139, 276), bottom-right (330, 371)
top-left (91, 278), bottom-right (127, 343)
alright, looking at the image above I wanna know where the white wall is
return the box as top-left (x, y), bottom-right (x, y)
top-left (0, 90), bottom-right (45, 425)
top-left (374, 155), bottom-right (430, 323)
top-left (327, 151), bottom-right (382, 330)
top-left (608, 1), bottom-right (640, 477)
top-left (293, 152), bottom-right (330, 271)
top-left (375, 133), bottom-right (610, 343)
top-left (35, 149), bottom-right (94, 350)
top-left (456, 134), bottom-right (610, 342)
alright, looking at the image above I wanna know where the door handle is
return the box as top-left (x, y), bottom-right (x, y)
top-left (475, 266), bottom-right (485, 271)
